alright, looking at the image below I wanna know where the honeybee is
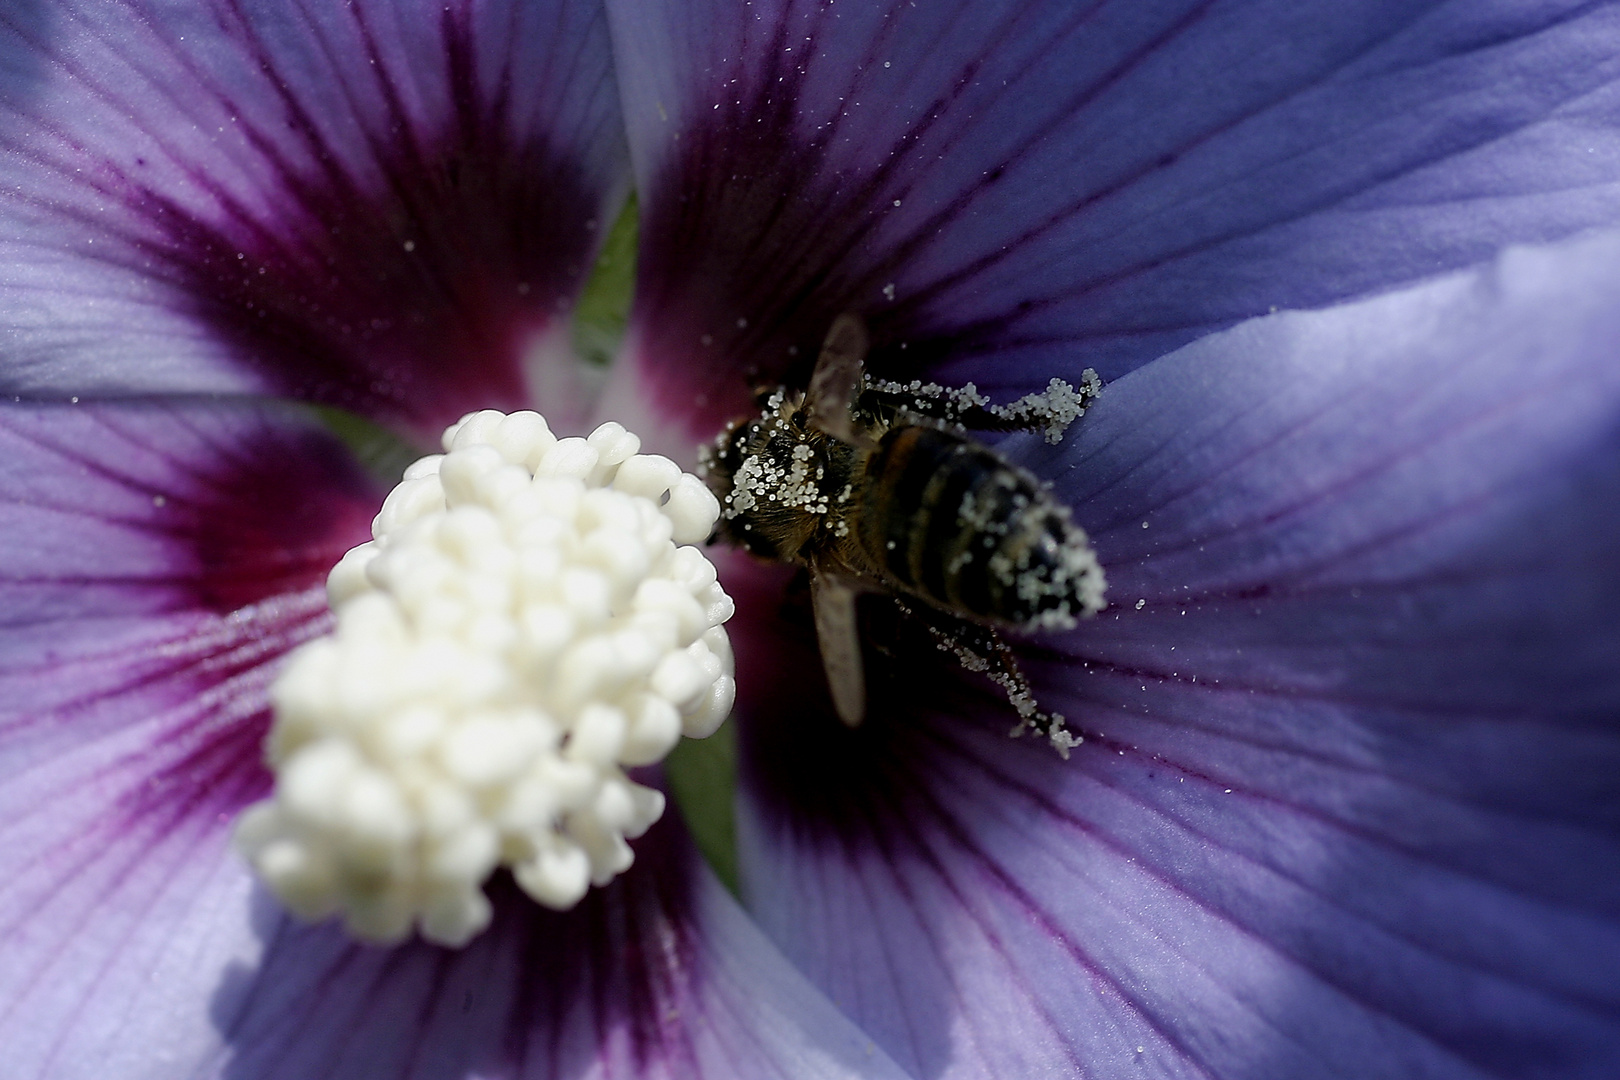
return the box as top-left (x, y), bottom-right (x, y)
top-left (700, 316), bottom-right (1106, 751)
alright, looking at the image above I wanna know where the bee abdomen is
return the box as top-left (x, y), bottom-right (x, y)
top-left (858, 425), bottom-right (1104, 628)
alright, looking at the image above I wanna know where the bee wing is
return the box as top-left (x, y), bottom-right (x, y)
top-left (806, 314), bottom-right (871, 446)
top-left (811, 572), bottom-right (866, 726)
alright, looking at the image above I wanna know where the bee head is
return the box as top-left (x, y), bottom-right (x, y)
top-left (698, 389), bottom-right (842, 562)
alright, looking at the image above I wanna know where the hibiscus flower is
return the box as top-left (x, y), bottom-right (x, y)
top-left (2, 1), bottom-right (1617, 1078)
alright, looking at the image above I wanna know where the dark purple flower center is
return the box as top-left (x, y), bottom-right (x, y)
top-left (73, 12), bottom-right (607, 438)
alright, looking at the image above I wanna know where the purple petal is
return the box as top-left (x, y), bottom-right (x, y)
top-left (3, 746), bottom-right (908, 1079)
top-left (733, 229), bottom-right (1620, 1079)
top-left (0, 399), bottom-right (371, 1075)
top-left (216, 816), bottom-right (909, 1080)
top-left (0, 399), bottom-right (373, 804)
top-left (606, 0), bottom-right (1620, 436)
top-left (0, 400), bottom-right (379, 761)
top-left (2, 759), bottom-right (910, 1080)
top-left (0, 0), bottom-right (627, 436)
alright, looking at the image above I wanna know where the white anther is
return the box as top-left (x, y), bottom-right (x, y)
top-left (515, 844), bottom-right (590, 909)
top-left (438, 445), bottom-right (505, 507)
top-left (665, 475), bottom-right (722, 543)
top-left (326, 542), bottom-right (379, 607)
top-left (559, 567), bottom-right (613, 628)
top-left (582, 528), bottom-right (650, 591)
top-left (402, 454), bottom-right (443, 481)
top-left (372, 477), bottom-right (442, 539)
top-left (536, 437), bottom-right (599, 481)
top-left (579, 487), bottom-right (641, 536)
top-left (586, 421), bottom-right (641, 486)
top-left (688, 674), bottom-right (736, 739)
top-left (613, 453), bottom-right (682, 503)
top-left (473, 463), bottom-right (534, 509)
top-left (651, 649), bottom-right (708, 715)
top-left (620, 692), bottom-right (682, 766)
top-left (633, 579), bottom-right (707, 646)
top-left (698, 582), bottom-right (736, 627)
top-left (567, 703), bottom-right (627, 766)
top-left (490, 410), bottom-right (557, 471)
top-left (445, 409), bottom-right (506, 452)
top-left (237, 409), bottom-right (733, 947)
top-left (669, 543), bottom-right (718, 588)
top-left (422, 890), bottom-right (492, 948)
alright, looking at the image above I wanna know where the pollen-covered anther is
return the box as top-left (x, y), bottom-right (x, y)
top-left (234, 410), bottom-right (734, 947)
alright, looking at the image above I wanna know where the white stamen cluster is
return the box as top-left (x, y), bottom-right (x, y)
top-left (235, 410), bottom-right (734, 947)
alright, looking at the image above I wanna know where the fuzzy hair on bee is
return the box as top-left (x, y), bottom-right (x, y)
top-left (699, 315), bottom-right (1106, 753)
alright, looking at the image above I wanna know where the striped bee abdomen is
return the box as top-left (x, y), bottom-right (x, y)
top-left (855, 425), bottom-right (1105, 629)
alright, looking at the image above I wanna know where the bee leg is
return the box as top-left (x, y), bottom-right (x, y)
top-left (862, 368), bottom-right (1103, 445)
top-left (897, 601), bottom-right (1082, 757)
top-left (811, 573), bottom-right (867, 726)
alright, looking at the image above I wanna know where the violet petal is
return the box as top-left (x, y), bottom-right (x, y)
top-left (0, 399), bottom-right (371, 1075)
top-left (0, 0), bottom-right (627, 436)
top-left (218, 817), bottom-right (911, 1080)
top-left (607, 0), bottom-right (1620, 435)
top-left (736, 230), bottom-right (1620, 1078)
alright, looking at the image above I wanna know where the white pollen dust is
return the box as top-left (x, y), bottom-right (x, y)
top-left (863, 368), bottom-right (1100, 444)
top-left (234, 409), bottom-right (735, 947)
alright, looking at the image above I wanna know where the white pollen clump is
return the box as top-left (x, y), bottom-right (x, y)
top-left (235, 410), bottom-right (734, 947)
top-left (865, 368), bottom-right (1101, 444)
